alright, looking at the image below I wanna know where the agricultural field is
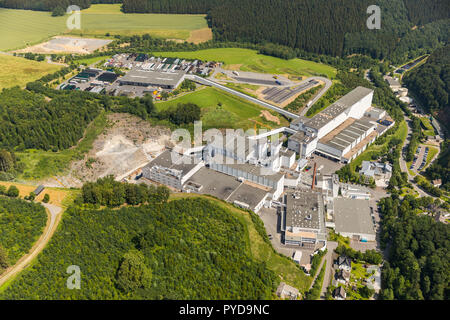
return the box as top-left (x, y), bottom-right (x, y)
top-left (0, 9), bottom-right (67, 51)
top-left (153, 48), bottom-right (337, 79)
top-left (0, 5), bottom-right (210, 51)
top-left (0, 182), bottom-right (74, 208)
top-left (0, 54), bottom-right (62, 90)
top-left (69, 4), bottom-right (210, 41)
top-left (156, 87), bottom-right (290, 131)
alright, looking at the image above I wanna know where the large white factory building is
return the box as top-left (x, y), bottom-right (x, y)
top-left (288, 86), bottom-right (389, 163)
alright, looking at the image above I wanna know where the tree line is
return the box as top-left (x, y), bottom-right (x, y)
top-left (0, 0), bottom-right (120, 11)
top-left (118, 0), bottom-right (448, 63)
top-left (80, 176), bottom-right (170, 207)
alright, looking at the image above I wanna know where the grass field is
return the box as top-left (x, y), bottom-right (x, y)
top-left (156, 87), bottom-right (290, 131)
top-left (153, 48), bottom-right (337, 79)
top-left (0, 54), bottom-right (62, 90)
top-left (420, 117), bottom-right (436, 136)
top-left (0, 5), bottom-right (210, 51)
top-left (0, 182), bottom-right (74, 208)
top-left (424, 146), bottom-right (439, 169)
top-left (16, 111), bottom-right (109, 181)
top-left (170, 193), bottom-right (312, 293)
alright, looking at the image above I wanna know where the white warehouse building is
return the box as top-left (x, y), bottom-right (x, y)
top-left (288, 86), bottom-right (376, 163)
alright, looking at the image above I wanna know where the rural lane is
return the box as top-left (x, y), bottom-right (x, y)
top-left (319, 241), bottom-right (338, 299)
top-left (0, 203), bottom-right (63, 287)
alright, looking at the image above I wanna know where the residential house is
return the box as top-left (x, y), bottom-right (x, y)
top-left (336, 256), bottom-right (352, 272)
top-left (335, 269), bottom-right (350, 285)
top-left (333, 286), bottom-right (347, 300)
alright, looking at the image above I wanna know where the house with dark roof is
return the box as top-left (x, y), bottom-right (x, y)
top-left (336, 256), bottom-right (352, 272)
top-left (335, 269), bottom-right (350, 285)
top-left (333, 286), bottom-right (347, 300)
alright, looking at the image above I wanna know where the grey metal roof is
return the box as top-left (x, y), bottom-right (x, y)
top-left (305, 87), bottom-right (373, 130)
top-left (145, 150), bottom-right (198, 176)
top-left (334, 198), bottom-right (375, 236)
top-left (119, 69), bottom-right (185, 86)
top-left (228, 183), bottom-right (269, 210)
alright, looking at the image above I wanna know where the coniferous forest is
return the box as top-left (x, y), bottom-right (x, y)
top-left (1, 197), bottom-right (277, 299)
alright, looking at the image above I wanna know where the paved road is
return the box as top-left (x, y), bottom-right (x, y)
top-left (0, 203), bottom-right (63, 287)
top-left (399, 116), bottom-right (439, 198)
top-left (299, 76), bottom-right (332, 116)
top-left (319, 241), bottom-right (338, 299)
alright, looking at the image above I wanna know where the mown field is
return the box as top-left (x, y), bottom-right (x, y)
top-left (0, 54), bottom-right (62, 90)
top-left (153, 48), bottom-right (337, 79)
top-left (70, 4), bottom-right (210, 40)
top-left (0, 5), bottom-right (210, 51)
top-left (156, 87), bottom-right (290, 131)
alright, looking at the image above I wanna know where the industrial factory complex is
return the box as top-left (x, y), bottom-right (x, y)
top-left (133, 86), bottom-right (389, 248)
top-left (62, 53), bottom-right (390, 249)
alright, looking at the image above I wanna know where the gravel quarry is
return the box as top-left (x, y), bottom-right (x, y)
top-left (45, 113), bottom-right (171, 188)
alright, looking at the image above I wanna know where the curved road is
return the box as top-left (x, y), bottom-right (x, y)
top-left (0, 203), bottom-right (63, 287)
top-left (399, 117), bottom-right (438, 198)
top-left (299, 77), bottom-right (332, 117)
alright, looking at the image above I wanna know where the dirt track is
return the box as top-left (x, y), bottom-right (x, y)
top-left (0, 203), bottom-right (62, 288)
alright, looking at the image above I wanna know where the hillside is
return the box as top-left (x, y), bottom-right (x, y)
top-left (1, 197), bottom-right (280, 299)
top-left (119, 0), bottom-right (449, 62)
top-left (0, 197), bottom-right (47, 268)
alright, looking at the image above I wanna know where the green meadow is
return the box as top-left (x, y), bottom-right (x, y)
top-left (0, 54), bottom-right (62, 90)
top-left (153, 48), bottom-right (337, 79)
top-left (156, 87), bottom-right (289, 131)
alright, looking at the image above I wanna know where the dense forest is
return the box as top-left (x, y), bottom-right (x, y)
top-left (0, 0), bottom-right (120, 11)
top-left (80, 175), bottom-right (170, 207)
top-left (404, 46), bottom-right (449, 117)
top-left (1, 197), bottom-right (277, 299)
top-left (2, 0), bottom-right (447, 61)
top-left (117, 0), bottom-right (450, 62)
top-left (0, 197), bottom-right (47, 270)
top-left (378, 196), bottom-right (449, 300)
top-left (0, 87), bottom-right (100, 151)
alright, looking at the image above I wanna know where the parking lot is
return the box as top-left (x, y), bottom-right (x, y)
top-left (261, 80), bottom-right (319, 104)
top-left (410, 145), bottom-right (429, 172)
